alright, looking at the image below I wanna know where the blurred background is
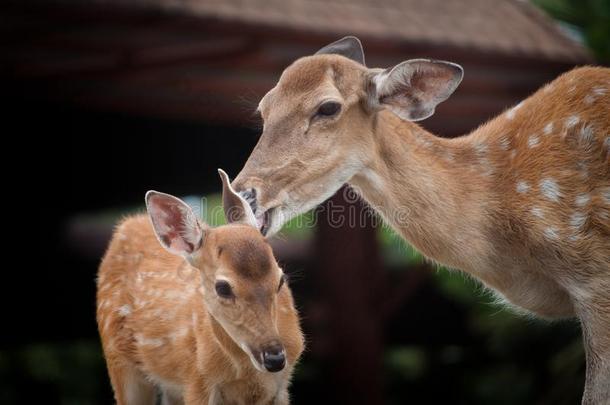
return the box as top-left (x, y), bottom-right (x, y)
top-left (2, 0), bottom-right (609, 403)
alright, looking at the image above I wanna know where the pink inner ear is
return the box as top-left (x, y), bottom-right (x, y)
top-left (169, 237), bottom-right (193, 253)
top-left (148, 194), bottom-right (200, 255)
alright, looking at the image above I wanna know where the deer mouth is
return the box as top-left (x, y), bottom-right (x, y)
top-left (259, 208), bottom-right (273, 236)
top-left (240, 343), bottom-right (266, 372)
top-left (240, 189), bottom-right (275, 236)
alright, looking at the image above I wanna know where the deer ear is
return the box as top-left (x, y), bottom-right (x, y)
top-left (369, 59), bottom-right (463, 121)
top-left (315, 36), bottom-right (366, 66)
top-left (145, 191), bottom-right (204, 257)
top-left (218, 169), bottom-right (258, 229)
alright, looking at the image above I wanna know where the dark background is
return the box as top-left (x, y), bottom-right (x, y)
top-left (2, 0), bottom-right (608, 404)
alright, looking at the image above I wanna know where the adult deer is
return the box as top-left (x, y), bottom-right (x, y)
top-left (232, 37), bottom-right (610, 403)
top-left (97, 170), bottom-right (304, 404)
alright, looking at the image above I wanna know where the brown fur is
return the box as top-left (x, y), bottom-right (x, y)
top-left (234, 54), bottom-right (610, 404)
top-left (97, 216), bottom-right (304, 404)
top-left (218, 237), bottom-right (274, 280)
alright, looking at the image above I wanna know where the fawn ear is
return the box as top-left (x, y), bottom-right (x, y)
top-left (145, 191), bottom-right (204, 257)
top-left (218, 169), bottom-right (258, 229)
top-left (315, 36), bottom-right (366, 66)
top-left (368, 59), bottom-right (463, 121)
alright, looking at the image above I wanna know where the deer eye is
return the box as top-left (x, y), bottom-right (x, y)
top-left (215, 280), bottom-right (234, 299)
top-left (316, 101), bottom-right (341, 117)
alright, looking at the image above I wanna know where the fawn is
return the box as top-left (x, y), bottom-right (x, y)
top-left (231, 36), bottom-right (610, 403)
top-left (96, 170), bottom-right (304, 405)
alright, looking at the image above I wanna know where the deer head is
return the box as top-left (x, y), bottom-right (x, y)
top-left (233, 36), bottom-right (463, 235)
top-left (145, 169), bottom-right (288, 372)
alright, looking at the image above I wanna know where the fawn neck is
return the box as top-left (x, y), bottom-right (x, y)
top-left (350, 111), bottom-right (494, 272)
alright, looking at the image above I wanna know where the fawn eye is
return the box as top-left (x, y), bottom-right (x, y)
top-left (316, 101), bottom-right (341, 117)
top-left (215, 280), bottom-right (234, 299)
top-left (278, 275), bottom-right (285, 293)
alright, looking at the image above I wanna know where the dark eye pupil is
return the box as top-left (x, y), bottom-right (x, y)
top-left (317, 102), bottom-right (341, 117)
top-left (215, 281), bottom-right (233, 298)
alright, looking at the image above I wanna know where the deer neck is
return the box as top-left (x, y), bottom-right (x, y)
top-left (349, 111), bottom-right (494, 272)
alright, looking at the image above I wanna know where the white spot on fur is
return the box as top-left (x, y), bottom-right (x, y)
top-left (498, 136), bottom-right (510, 151)
top-left (579, 125), bottom-right (595, 145)
top-left (134, 297), bottom-right (149, 308)
top-left (135, 334), bottom-right (164, 347)
top-left (593, 87), bottom-right (607, 96)
top-left (531, 207), bottom-right (544, 219)
top-left (543, 122), bottom-right (553, 135)
top-left (473, 139), bottom-right (488, 156)
top-left (516, 181), bottom-right (530, 194)
top-left (601, 188), bottom-right (610, 204)
top-left (510, 150), bottom-right (517, 160)
top-left (146, 289), bottom-right (162, 298)
top-left (540, 178), bottom-right (561, 202)
top-left (565, 115), bottom-right (579, 129)
top-left (479, 158), bottom-right (494, 176)
top-left (527, 134), bottom-right (540, 148)
top-left (576, 162), bottom-right (589, 180)
top-left (543, 227), bottom-right (559, 240)
top-left (575, 194), bottom-right (590, 207)
top-left (164, 290), bottom-right (183, 301)
top-left (544, 84), bottom-right (554, 93)
top-left (506, 102), bottom-right (523, 120)
top-left (569, 212), bottom-right (587, 230)
top-left (118, 304), bottom-right (132, 317)
top-left (169, 327), bottom-right (189, 341)
top-left (416, 136), bottom-right (433, 148)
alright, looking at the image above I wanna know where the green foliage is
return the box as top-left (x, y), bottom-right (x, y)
top-left (533, 0), bottom-right (610, 62)
top-left (385, 346), bottom-right (428, 380)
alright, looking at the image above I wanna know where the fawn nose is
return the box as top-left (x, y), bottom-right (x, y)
top-left (262, 342), bottom-right (286, 372)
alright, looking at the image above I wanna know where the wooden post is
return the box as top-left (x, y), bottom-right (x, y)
top-left (315, 186), bottom-right (385, 404)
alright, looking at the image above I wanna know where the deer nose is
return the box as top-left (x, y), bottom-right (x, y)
top-left (262, 342), bottom-right (286, 372)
